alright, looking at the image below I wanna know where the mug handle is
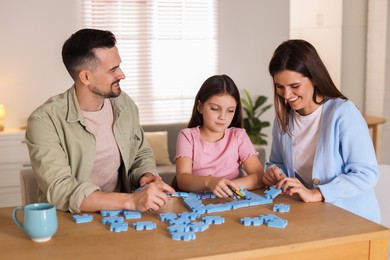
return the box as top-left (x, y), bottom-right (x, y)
top-left (13, 206), bottom-right (24, 230)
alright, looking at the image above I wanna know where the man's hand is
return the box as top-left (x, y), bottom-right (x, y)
top-left (132, 180), bottom-right (175, 212)
top-left (139, 172), bottom-right (162, 187)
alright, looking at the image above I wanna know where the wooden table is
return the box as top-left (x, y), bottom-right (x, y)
top-left (364, 114), bottom-right (387, 154)
top-left (1, 190), bottom-right (389, 259)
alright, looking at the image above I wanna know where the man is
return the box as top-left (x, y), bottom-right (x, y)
top-left (26, 28), bottom-right (175, 213)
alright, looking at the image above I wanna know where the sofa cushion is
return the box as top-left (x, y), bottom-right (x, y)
top-left (142, 123), bottom-right (186, 162)
top-left (144, 131), bottom-right (172, 166)
top-left (156, 165), bottom-right (176, 185)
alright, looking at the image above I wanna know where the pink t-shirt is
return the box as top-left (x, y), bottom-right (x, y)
top-left (175, 127), bottom-right (258, 180)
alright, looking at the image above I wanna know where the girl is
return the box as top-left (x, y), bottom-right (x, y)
top-left (264, 39), bottom-right (381, 223)
top-left (175, 75), bottom-right (264, 197)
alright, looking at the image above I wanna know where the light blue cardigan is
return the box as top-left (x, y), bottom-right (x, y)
top-left (266, 98), bottom-right (381, 223)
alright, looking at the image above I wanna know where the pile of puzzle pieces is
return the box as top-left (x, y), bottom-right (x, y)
top-left (72, 186), bottom-right (289, 240)
top-left (160, 212), bottom-right (225, 241)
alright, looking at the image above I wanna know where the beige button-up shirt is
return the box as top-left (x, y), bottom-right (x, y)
top-left (26, 86), bottom-right (157, 213)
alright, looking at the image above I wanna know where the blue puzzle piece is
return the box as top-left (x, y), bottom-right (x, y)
top-left (169, 192), bottom-right (189, 197)
top-left (188, 221), bottom-right (209, 232)
top-left (110, 222), bottom-right (128, 232)
top-left (169, 217), bottom-right (191, 226)
top-left (72, 214), bottom-right (93, 223)
top-left (132, 221), bottom-right (157, 230)
top-left (261, 214), bottom-right (288, 228)
top-left (191, 206), bottom-right (207, 214)
top-left (102, 216), bottom-right (124, 225)
top-left (167, 224), bottom-right (190, 234)
top-left (178, 211), bottom-right (200, 220)
top-left (273, 203), bottom-right (290, 213)
top-left (261, 213), bottom-right (278, 223)
top-left (267, 218), bottom-right (288, 228)
top-left (123, 210), bottom-right (141, 219)
top-left (160, 212), bottom-right (177, 222)
top-left (201, 216), bottom-right (225, 225)
top-left (171, 231), bottom-right (196, 241)
top-left (100, 209), bottom-right (123, 217)
top-left (264, 186), bottom-right (282, 199)
top-left (240, 217), bottom-right (263, 226)
top-left (204, 203), bottom-right (232, 213)
top-left (183, 196), bottom-right (204, 210)
top-left (197, 193), bottom-right (217, 199)
top-left (229, 200), bottom-right (250, 209)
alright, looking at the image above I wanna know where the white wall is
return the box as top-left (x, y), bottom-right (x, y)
top-left (218, 0), bottom-right (289, 156)
top-left (365, 0), bottom-right (389, 163)
top-left (342, 0), bottom-right (367, 111)
top-left (0, 0), bottom-right (289, 157)
top-left (0, 0), bottom-right (81, 128)
top-left (290, 0), bottom-right (343, 90)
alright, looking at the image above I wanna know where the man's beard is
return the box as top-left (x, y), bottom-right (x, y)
top-left (92, 81), bottom-right (122, 98)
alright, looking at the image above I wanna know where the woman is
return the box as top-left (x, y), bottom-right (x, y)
top-left (264, 39), bottom-right (381, 223)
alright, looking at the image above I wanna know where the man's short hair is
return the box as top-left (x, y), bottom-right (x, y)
top-left (62, 28), bottom-right (116, 80)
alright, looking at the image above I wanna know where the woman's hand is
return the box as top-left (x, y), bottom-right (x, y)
top-left (275, 177), bottom-right (323, 202)
top-left (263, 166), bottom-right (285, 187)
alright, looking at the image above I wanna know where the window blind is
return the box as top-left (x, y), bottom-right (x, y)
top-left (82, 0), bottom-right (217, 124)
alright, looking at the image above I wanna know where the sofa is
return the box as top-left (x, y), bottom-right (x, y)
top-left (142, 122), bottom-right (266, 185)
top-left (142, 122), bottom-right (187, 185)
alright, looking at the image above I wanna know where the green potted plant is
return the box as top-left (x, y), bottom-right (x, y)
top-left (241, 89), bottom-right (272, 145)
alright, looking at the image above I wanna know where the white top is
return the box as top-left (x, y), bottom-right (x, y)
top-left (292, 105), bottom-right (323, 188)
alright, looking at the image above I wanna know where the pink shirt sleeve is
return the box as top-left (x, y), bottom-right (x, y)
top-left (235, 128), bottom-right (259, 163)
top-left (175, 128), bottom-right (194, 159)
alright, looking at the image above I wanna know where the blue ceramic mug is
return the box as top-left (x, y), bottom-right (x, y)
top-left (13, 203), bottom-right (58, 242)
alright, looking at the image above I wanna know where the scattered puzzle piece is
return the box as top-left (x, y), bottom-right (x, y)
top-left (169, 217), bottom-right (191, 226)
top-left (240, 217), bottom-right (263, 226)
top-left (188, 221), bottom-right (209, 232)
top-left (261, 214), bottom-right (288, 228)
top-left (123, 210), bottom-right (141, 219)
top-left (167, 224), bottom-right (190, 234)
top-left (110, 222), bottom-right (128, 232)
top-left (171, 231), bottom-right (196, 241)
top-left (132, 221), bottom-right (157, 230)
top-left (264, 186), bottom-right (282, 199)
top-left (72, 214), bottom-right (93, 223)
top-left (169, 192), bottom-right (189, 197)
top-left (100, 209), bottom-right (123, 217)
top-left (267, 218), bottom-right (288, 228)
top-left (273, 203), bottom-right (290, 213)
top-left (102, 216), bottom-right (124, 225)
top-left (160, 212), bottom-right (177, 222)
top-left (201, 216), bottom-right (225, 225)
top-left (178, 211), bottom-right (200, 220)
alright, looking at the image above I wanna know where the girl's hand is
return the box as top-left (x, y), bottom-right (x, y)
top-left (206, 176), bottom-right (238, 198)
top-left (263, 166), bottom-right (285, 186)
top-left (275, 177), bottom-right (323, 202)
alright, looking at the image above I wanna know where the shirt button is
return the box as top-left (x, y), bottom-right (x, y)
top-left (313, 178), bottom-right (321, 185)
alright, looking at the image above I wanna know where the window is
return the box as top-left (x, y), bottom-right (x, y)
top-left (83, 0), bottom-right (217, 124)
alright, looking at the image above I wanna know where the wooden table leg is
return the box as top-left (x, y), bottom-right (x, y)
top-left (372, 125), bottom-right (378, 154)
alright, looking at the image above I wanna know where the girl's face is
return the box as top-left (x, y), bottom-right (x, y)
top-left (273, 70), bottom-right (320, 116)
top-left (197, 93), bottom-right (237, 133)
